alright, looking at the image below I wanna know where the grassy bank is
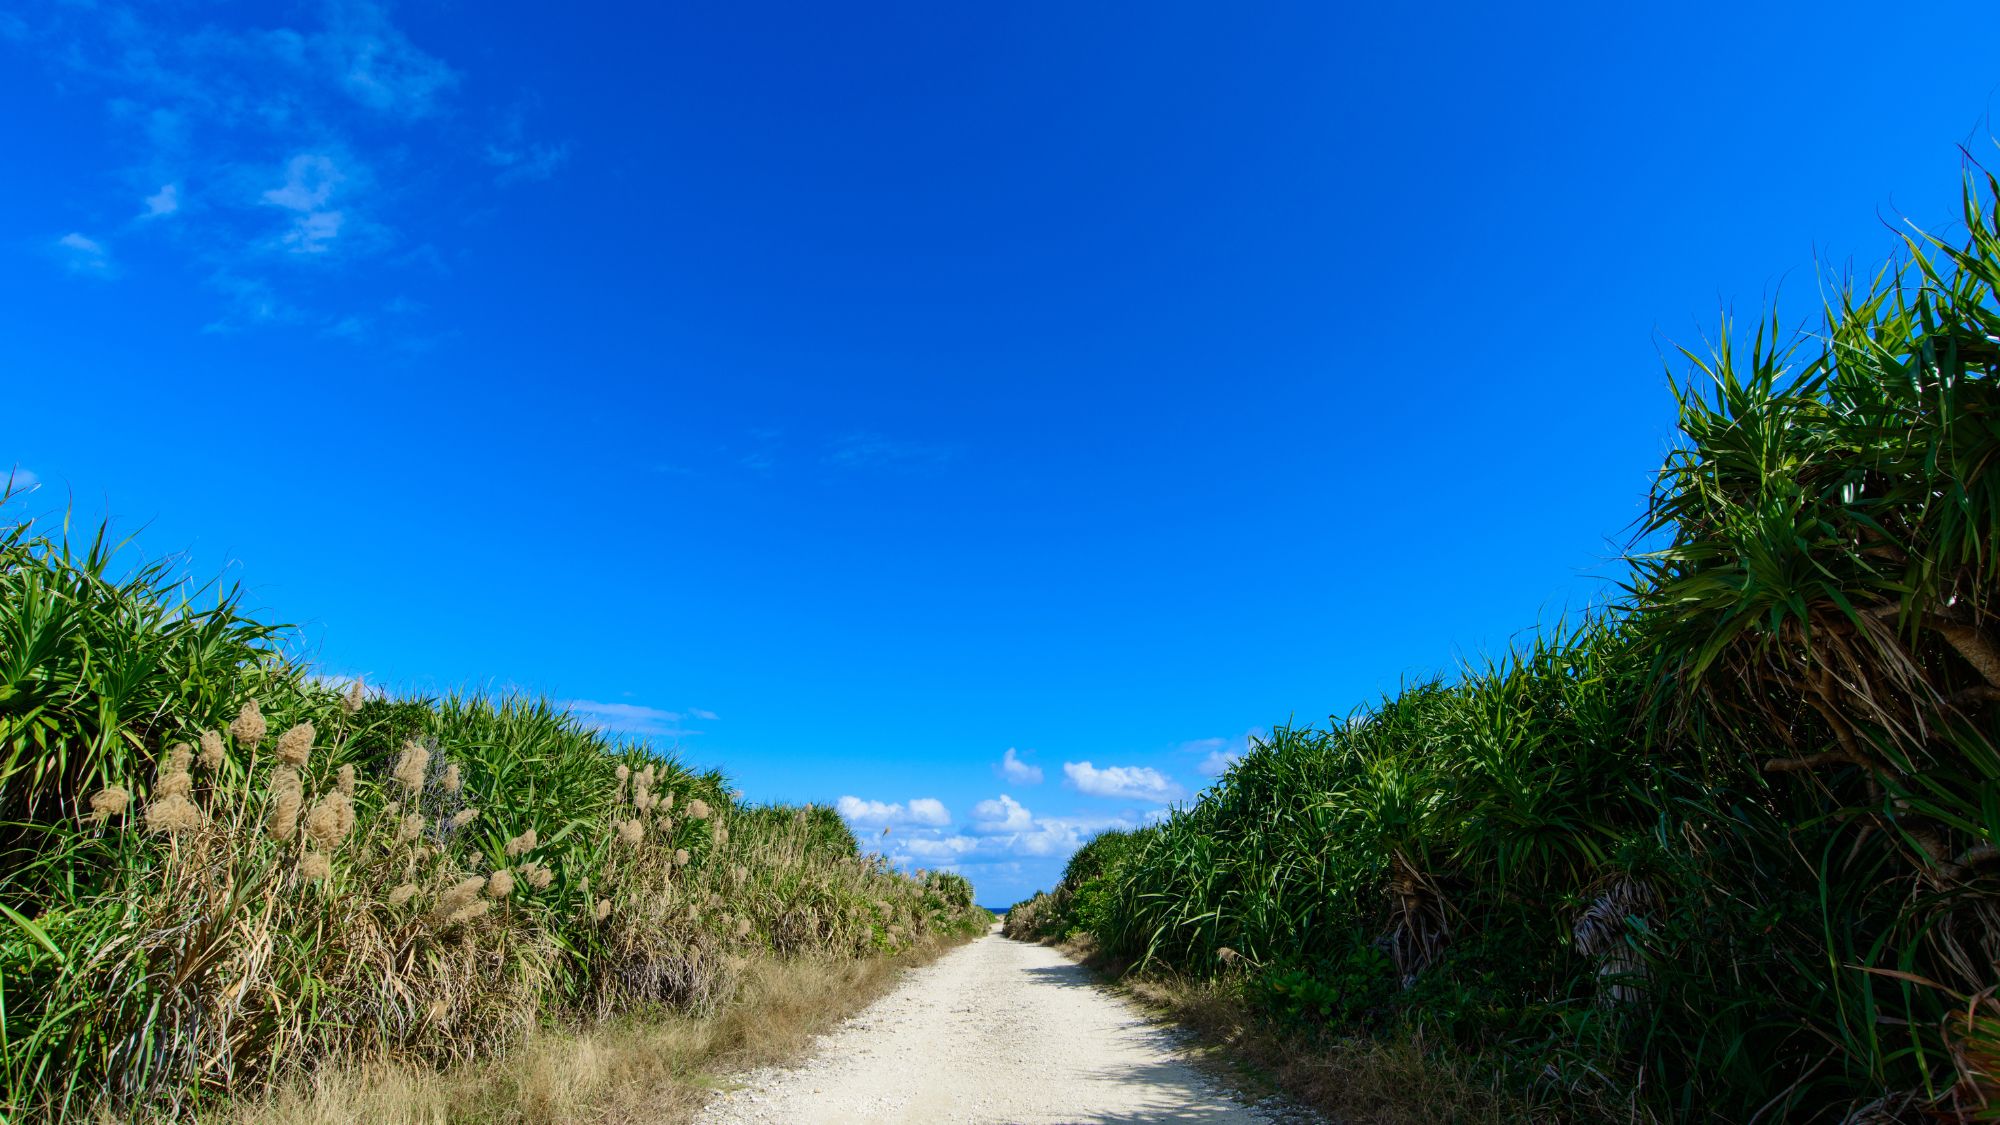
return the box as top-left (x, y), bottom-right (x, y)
top-left (1010, 171), bottom-right (2000, 1123)
top-left (0, 506), bottom-right (988, 1123)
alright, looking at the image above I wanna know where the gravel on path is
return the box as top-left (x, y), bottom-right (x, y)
top-left (695, 925), bottom-right (1315, 1125)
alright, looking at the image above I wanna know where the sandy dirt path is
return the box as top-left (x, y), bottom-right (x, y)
top-left (695, 926), bottom-right (1308, 1125)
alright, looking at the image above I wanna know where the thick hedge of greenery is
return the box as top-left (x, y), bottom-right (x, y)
top-left (1014, 173), bottom-right (2000, 1123)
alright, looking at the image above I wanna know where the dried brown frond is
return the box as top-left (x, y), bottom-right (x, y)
top-left (388, 883), bottom-right (419, 906)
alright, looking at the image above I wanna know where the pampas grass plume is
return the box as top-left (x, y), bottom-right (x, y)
top-left (688, 798), bottom-right (710, 821)
top-left (673, 848), bottom-right (690, 866)
top-left (505, 827), bottom-right (537, 857)
top-left (88, 785), bottom-right (130, 823)
top-left (145, 793), bottom-right (204, 834)
top-left (448, 808), bottom-right (479, 830)
top-left (274, 722), bottom-right (314, 767)
top-left (198, 729), bottom-right (225, 769)
top-left (336, 764), bottom-right (356, 797)
top-left (305, 792), bottom-right (355, 849)
top-left (616, 818), bottom-right (644, 846)
top-left (392, 741), bottom-right (430, 792)
top-left (439, 761), bottom-right (461, 794)
top-left (485, 868), bottom-right (515, 898)
top-left (166, 741), bottom-right (194, 774)
top-left (388, 883), bottom-right (419, 906)
top-left (595, 898), bottom-right (612, 920)
top-left (298, 850), bottom-right (332, 880)
top-left (230, 699), bottom-right (267, 746)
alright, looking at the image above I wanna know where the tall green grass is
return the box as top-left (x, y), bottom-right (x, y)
top-left (0, 502), bottom-right (987, 1123)
top-left (1017, 171), bottom-right (2000, 1122)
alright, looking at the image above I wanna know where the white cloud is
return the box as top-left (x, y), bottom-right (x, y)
top-left (835, 796), bottom-right (951, 828)
top-left (141, 183), bottom-right (178, 217)
top-left (997, 747), bottom-right (1043, 785)
top-left (561, 700), bottom-right (686, 736)
top-left (972, 794), bottom-right (1034, 833)
top-left (4, 466), bottom-right (38, 492)
top-left (1063, 760), bottom-right (1181, 802)
top-left (690, 708), bottom-right (719, 721)
top-left (55, 232), bottom-right (113, 276)
top-left (485, 138), bottom-right (570, 183)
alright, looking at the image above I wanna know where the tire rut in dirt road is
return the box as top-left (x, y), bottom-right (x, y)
top-left (696, 927), bottom-right (1315, 1124)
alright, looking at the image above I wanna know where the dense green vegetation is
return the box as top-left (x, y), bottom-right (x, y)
top-left (1012, 174), bottom-right (2000, 1122)
top-left (0, 503), bottom-right (987, 1123)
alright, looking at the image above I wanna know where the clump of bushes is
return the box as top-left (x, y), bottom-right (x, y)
top-left (1015, 172), bottom-right (2000, 1122)
top-left (0, 509), bottom-right (987, 1123)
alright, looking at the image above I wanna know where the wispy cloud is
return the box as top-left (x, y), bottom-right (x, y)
top-left (1062, 760), bottom-right (1182, 802)
top-left (316, 0), bottom-right (458, 118)
top-left (4, 466), bottom-right (38, 492)
top-left (690, 708), bottom-right (719, 721)
top-left (561, 699), bottom-right (690, 737)
top-left (996, 747), bottom-right (1043, 785)
top-left (1179, 730), bottom-right (1262, 776)
top-left (141, 183), bottom-right (178, 218)
top-left (835, 795), bottom-right (951, 827)
top-left (55, 232), bottom-right (114, 277)
top-left (824, 431), bottom-right (954, 471)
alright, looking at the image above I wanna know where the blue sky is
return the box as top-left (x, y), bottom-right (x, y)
top-left (3, 2), bottom-right (1996, 905)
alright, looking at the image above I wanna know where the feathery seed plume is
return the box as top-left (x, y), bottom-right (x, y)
top-left (447, 808), bottom-right (479, 830)
top-left (336, 764), bottom-right (356, 797)
top-left (657, 815), bottom-right (674, 835)
top-left (305, 792), bottom-right (355, 849)
top-left (392, 741), bottom-right (430, 792)
top-left (439, 761), bottom-right (461, 794)
top-left (274, 722), bottom-right (314, 767)
top-left (688, 799), bottom-right (710, 821)
top-left (660, 790), bottom-right (675, 811)
top-left (615, 763), bottom-right (630, 781)
top-left (414, 845), bottom-right (433, 863)
top-left (145, 793), bottom-right (204, 834)
top-left (731, 864), bottom-right (748, 886)
top-left (673, 848), bottom-right (690, 866)
top-left (713, 825), bottom-right (729, 847)
top-left (230, 700), bottom-right (267, 746)
top-left (433, 875), bottom-right (488, 924)
top-left (393, 813), bottom-right (424, 846)
top-left (735, 916), bottom-right (752, 938)
top-left (267, 786), bottom-right (303, 842)
top-left (343, 677), bottom-right (366, 714)
top-left (595, 898), bottom-right (612, 920)
top-left (505, 827), bottom-right (537, 857)
top-left (198, 729), bottom-right (225, 769)
top-left (88, 785), bottom-right (130, 823)
top-left (166, 742), bottom-right (194, 774)
top-left (616, 818), bottom-right (644, 846)
top-left (485, 868), bottom-right (515, 898)
top-left (155, 769), bottom-right (194, 800)
top-left (298, 850), bottom-right (332, 880)
top-left (521, 861), bottom-right (554, 889)
top-left (388, 883), bottom-right (419, 906)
